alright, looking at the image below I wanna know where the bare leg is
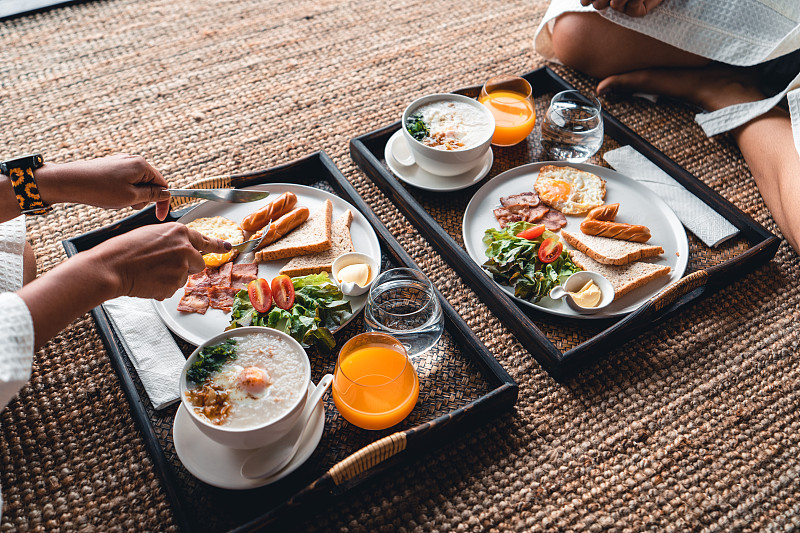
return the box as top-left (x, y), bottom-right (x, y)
top-left (550, 12), bottom-right (710, 79)
top-left (595, 65), bottom-right (800, 253)
top-left (23, 241), bottom-right (37, 285)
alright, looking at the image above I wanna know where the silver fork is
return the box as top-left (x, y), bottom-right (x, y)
top-left (229, 221), bottom-right (271, 253)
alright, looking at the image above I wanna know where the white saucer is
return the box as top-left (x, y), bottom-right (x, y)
top-left (384, 129), bottom-right (493, 192)
top-left (173, 382), bottom-right (325, 490)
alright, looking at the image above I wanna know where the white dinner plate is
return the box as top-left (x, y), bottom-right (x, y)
top-left (153, 184), bottom-right (381, 345)
top-left (172, 381), bottom-right (325, 490)
top-left (384, 130), bottom-right (494, 192)
top-left (462, 162), bottom-right (689, 319)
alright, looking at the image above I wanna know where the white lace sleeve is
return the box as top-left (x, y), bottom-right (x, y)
top-left (0, 216), bottom-right (25, 293)
top-left (0, 293), bottom-right (34, 410)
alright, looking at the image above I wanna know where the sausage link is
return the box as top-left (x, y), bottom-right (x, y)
top-left (253, 207), bottom-right (310, 250)
top-left (585, 203), bottom-right (619, 221)
top-left (241, 192), bottom-right (298, 232)
top-left (579, 219), bottom-right (652, 243)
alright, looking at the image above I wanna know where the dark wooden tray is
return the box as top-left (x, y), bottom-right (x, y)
top-left (349, 66), bottom-right (780, 381)
top-left (61, 151), bottom-right (518, 532)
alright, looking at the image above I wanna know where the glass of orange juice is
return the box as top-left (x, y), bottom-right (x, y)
top-left (332, 332), bottom-right (419, 430)
top-left (478, 74), bottom-right (536, 147)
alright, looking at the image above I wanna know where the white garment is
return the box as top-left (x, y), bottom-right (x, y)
top-left (0, 216), bottom-right (35, 521)
top-left (534, 0), bottom-right (800, 155)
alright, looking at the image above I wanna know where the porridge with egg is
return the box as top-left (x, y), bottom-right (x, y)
top-left (185, 334), bottom-right (307, 428)
top-left (406, 100), bottom-right (492, 151)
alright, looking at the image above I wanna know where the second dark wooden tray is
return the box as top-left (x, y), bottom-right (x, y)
top-left (349, 67), bottom-right (780, 381)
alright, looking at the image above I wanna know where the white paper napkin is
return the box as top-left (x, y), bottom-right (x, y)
top-left (102, 296), bottom-right (186, 410)
top-left (603, 146), bottom-right (739, 248)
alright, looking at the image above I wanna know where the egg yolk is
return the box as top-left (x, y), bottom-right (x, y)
top-left (236, 366), bottom-right (271, 395)
top-left (203, 250), bottom-right (235, 267)
top-left (543, 179), bottom-right (572, 202)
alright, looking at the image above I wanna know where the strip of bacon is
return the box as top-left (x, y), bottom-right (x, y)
top-left (500, 192), bottom-right (540, 208)
top-left (542, 209), bottom-right (567, 232)
top-left (177, 289), bottom-right (210, 314)
top-left (231, 263), bottom-right (258, 290)
top-left (494, 205), bottom-right (550, 228)
top-left (207, 262), bottom-right (233, 287)
top-left (208, 286), bottom-right (240, 313)
top-left (185, 270), bottom-right (211, 292)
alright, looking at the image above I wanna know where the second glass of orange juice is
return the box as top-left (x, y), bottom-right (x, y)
top-left (333, 332), bottom-right (419, 430)
top-left (478, 74), bottom-right (536, 147)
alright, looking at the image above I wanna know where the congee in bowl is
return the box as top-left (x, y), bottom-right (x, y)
top-left (405, 99), bottom-right (494, 151)
top-left (400, 93), bottom-right (495, 176)
top-left (180, 326), bottom-right (312, 449)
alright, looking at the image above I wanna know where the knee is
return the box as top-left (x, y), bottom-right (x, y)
top-left (550, 12), bottom-right (615, 78)
top-left (23, 241), bottom-right (37, 285)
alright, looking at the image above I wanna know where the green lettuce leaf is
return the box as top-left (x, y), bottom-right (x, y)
top-left (227, 273), bottom-right (352, 353)
top-left (482, 221), bottom-right (581, 303)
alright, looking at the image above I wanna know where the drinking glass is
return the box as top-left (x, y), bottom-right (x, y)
top-left (363, 268), bottom-right (444, 358)
top-left (478, 75), bottom-right (536, 147)
top-left (333, 332), bottom-right (419, 430)
top-left (540, 90), bottom-right (604, 162)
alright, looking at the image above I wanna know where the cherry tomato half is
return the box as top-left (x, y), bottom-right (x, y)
top-left (271, 275), bottom-right (295, 310)
top-left (538, 237), bottom-right (563, 264)
top-left (516, 224), bottom-right (546, 241)
top-left (248, 278), bottom-right (273, 313)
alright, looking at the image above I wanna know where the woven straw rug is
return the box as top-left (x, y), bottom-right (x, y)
top-left (2, 0), bottom-right (799, 531)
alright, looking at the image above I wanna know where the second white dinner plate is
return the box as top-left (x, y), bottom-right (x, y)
top-left (462, 162), bottom-right (689, 319)
top-left (154, 183), bottom-right (381, 345)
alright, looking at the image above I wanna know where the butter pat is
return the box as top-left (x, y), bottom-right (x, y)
top-left (569, 280), bottom-right (602, 308)
top-left (337, 263), bottom-right (371, 287)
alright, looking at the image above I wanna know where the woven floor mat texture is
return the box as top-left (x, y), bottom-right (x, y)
top-left (1, 0), bottom-right (799, 531)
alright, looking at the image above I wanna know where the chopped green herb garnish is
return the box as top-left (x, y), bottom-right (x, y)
top-left (405, 112), bottom-right (429, 141)
top-left (187, 338), bottom-right (237, 385)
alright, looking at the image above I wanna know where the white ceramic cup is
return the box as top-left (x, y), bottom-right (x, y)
top-left (399, 93), bottom-right (495, 176)
top-left (180, 326), bottom-right (311, 450)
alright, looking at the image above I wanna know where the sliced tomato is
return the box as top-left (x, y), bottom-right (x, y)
top-left (248, 278), bottom-right (273, 313)
top-left (516, 224), bottom-right (545, 241)
top-left (538, 237), bottom-right (563, 264)
top-left (271, 275), bottom-right (295, 310)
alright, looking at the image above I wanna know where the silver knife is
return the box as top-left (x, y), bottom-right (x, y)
top-left (167, 188), bottom-right (270, 203)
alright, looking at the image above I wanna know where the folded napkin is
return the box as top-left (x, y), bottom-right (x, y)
top-left (603, 146), bottom-right (739, 248)
top-left (102, 297), bottom-right (186, 410)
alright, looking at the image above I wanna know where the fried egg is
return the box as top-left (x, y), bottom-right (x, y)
top-left (534, 165), bottom-right (606, 215)
top-left (185, 216), bottom-right (244, 245)
top-left (185, 216), bottom-right (244, 266)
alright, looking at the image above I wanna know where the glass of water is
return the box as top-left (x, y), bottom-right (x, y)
top-left (540, 90), bottom-right (603, 162)
top-left (363, 268), bottom-right (444, 358)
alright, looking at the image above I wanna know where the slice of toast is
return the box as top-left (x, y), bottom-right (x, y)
top-left (568, 250), bottom-right (671, 298)
top-left (562, 230), bottom-right (663, 266)
top-left (279, 210), bottom-right (355, 277)
top-left (255, 199), bottom-right (332, 263)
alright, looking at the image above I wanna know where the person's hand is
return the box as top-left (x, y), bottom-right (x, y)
top-left (88, 223), bottom-right (231, 300)
top-left (36, 154), bottom-right (172, 220)
top-left (580, 0), bottom-right (663, 17)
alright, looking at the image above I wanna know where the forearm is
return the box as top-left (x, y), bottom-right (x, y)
top-left (732, 108), bottom-right (800, 253)
top-left (0, 162), bottom-right (77, 223)
top-left (1, 155), bottom-right (171, 224)
top-left (16, 249), bottom-right (120, 350)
